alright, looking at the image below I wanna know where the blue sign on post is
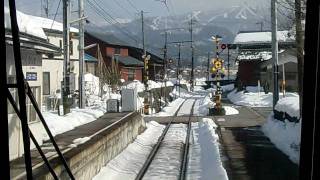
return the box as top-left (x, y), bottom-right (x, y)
top-left (26, 72), bottom-right (37, 81)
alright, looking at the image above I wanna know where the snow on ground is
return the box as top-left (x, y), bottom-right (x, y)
top-left (211, 84), bottom-right (235, 92)
top-left (193, 95), bottom-right (215, 116)
top-left (262, 96), bottom-right (301, 164)
top-left (187, 118), bottom-right (229, 180)
top-left (92, 121), bottom-right (165, 180)
top-left (124, 80), bottom-right (174, 93)
top-left (43, 104), bottom-right (106, 138)
top-left (221, 84), bottom-right (235, 92)
top-left (170, 86), bottom-right (194, 98)
top-left (193, 95), bottom-right (238, 116)
top-left (150, 98), bottom-right (185, 117)
top-left (143, 124), bottom-right (187, 179)
top-left (69, 137), bottom-right (91, 148)
top-left (195, 77), bottom-right (207, 86)
top-left (177, 99), bottom-right (196, 116)
top-left (94, 119), bottom-right (229, 180)
top-left (227, 87), bottom-right (299, 107)
top-left (262, 115), bottom-right (301, 164)
top-left (223, 106), bottom-right (239, 115)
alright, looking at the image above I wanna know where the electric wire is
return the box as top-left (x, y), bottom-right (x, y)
top-left (87, 0), bottom-right (139, 44)
top-left (49, 0), bottom-right (62, 31)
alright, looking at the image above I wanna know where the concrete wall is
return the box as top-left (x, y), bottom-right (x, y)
top-left (31, 112), bottom-right (146, 180)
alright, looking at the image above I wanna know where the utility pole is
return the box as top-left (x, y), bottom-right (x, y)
top-left (256, 21), bottom-right (263, 31)
top-left (62, 0), bottom-right (71, 115)
top-left (177, 43), bottom-right (181, 97)
top-left (167, 40), bottom-right (192, 96)
top-left (271, 0), bottom-right (279, 111)
top-left (78, 0), bottom-right (85, 108)
top-left (141, 10), bottom-right (149, 114)
top-left (44, 0), bottom-right (49, 18)
top-left (207, 52), bottom-right (210, 81)
top-left (163, 31), bottom-right (168, 107)
top-left (190, 15), bottom-right (194, 92)
top-left (227, 44), bottom-right (230, 80)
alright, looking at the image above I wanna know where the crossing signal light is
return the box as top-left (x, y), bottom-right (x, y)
top-left (211, 67), bottom-right (217, 73)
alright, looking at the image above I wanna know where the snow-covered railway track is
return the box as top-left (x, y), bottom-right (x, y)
top-left (135, 98), bottom-right (196, 180)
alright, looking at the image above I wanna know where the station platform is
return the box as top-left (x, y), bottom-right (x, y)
top-left (10, 111), bottom-right (144, 180)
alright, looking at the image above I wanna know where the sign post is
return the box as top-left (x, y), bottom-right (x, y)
top-left (209, 35), bottom-right (225, 115)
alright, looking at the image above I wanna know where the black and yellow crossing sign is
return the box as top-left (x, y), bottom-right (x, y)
top-left (210, 58), bottom-right (226, 79)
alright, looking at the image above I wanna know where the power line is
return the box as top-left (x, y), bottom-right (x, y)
top-left (49, 0), bottom-right (62, 31)
top-left (87, 0), bottom-right (140, 44)
top-left (125, 0), bottom-right (139, 12)
top-left (112, 0), bottom-right (136, 17)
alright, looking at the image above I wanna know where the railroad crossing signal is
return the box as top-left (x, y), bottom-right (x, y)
top-left (214, 60), bottom-right (222, 69)
top-left (221, 44), bottom-right (227, 50)
top-left (210, 58), bottom-right (226, 79)
top-left (143, 54), bottom-right (151, 83)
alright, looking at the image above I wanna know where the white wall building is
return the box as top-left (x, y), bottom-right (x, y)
top-left (31, 16), bottom-right (80, 110)
top-left (5, 7), bottom-right (62, 160)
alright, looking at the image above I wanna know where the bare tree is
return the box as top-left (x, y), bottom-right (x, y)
top-left (96, 45), bottom-right (121, 95)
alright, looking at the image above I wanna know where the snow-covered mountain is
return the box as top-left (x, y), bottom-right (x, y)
top-left (86, 2), bottom-right (276, 66)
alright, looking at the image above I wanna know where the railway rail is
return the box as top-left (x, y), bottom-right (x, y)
top-left (135, 98), bottom-right (196, 180)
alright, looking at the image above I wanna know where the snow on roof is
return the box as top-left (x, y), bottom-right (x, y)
top-left (5, 6), bottom-right (46, 39)
top-left (4, 6), bottom-right (78, 40)
top-left (32, 16), bottom-right (79, 33)
top-left (234, 31), bottom-right (295, 44)
top-left (237, 51), bottom-right (272, 61)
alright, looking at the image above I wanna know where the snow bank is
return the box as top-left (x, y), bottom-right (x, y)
top-left (93, 121), bottom-right (165, 180)
top-left (262, 115), bottom-right (301, 164)
top-left (187, 118), bottom-right (229, 180)
top-left (275, 96), bottom-right (300, 118)
top-left (124, 80), bottom-right (174, 93)
top-left (262, 95), bottom-right (301, 164)
top-left (227, 88), bottom-right (298, 107)
top-left (193, 95), bottom-right (215, 116)
top-left (84, 73), bottom-right (100, 96)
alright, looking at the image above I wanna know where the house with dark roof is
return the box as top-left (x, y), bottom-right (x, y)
top-left (84, 31), bottom-right (164, 82)
top-left (233, 30), bottom-right (296, 89)
top-left (260, 48), bottom-right (298, 92)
